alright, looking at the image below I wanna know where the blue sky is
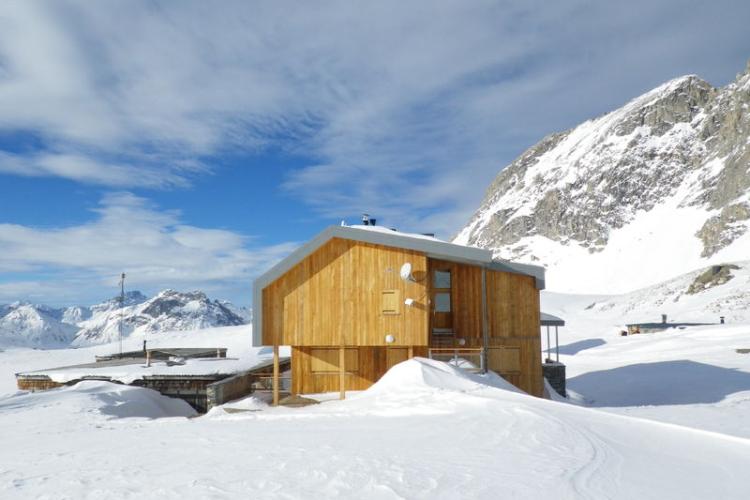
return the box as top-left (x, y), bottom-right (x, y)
top-left (1, 0), bottom-right (749, 307)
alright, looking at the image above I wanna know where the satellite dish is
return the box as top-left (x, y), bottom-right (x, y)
top-left (399, 262), bottom-right (414, 282)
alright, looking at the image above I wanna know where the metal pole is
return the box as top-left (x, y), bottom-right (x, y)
top-left (119, 272), bottom-right (125, 357)
top-left (555, 326), bottom-right (560, 363)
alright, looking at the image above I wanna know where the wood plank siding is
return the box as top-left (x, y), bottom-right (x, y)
top-left (292, 346), bottom-right (428, 394)
top-left (262, 239), bottom-right (543, 398)
top-left (427, 259), bottom-right (543, 396)
top-left (262, 238), bottom-right (429, 347)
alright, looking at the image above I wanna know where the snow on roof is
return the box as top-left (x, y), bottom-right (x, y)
top-left (17, 348), bottom-right (287, 386)
top-left (345, 224), bottom-right (444, 242)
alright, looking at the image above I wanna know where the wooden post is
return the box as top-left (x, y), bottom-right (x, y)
top-left (408, 346), bottom-right (414, 359)
top-left (339, 346), bottom-right (346, 400)
top-left (480, 268), bottom-right (489, 373)
top-left (272, 344), bottom-right (279, 406)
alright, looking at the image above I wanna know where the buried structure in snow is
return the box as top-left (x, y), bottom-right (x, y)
top-left (16, 347), bottom-right (290, 412)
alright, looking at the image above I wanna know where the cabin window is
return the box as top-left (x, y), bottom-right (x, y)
top-left (434, 292), bottom-right (451, 312)
top-left (434, 270), bottom-right (451, 289)
top-left (310, 348), bottom-right (359, 373)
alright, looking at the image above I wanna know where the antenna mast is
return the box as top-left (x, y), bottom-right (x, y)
top-left (118, 272), bottom-right (125, 357)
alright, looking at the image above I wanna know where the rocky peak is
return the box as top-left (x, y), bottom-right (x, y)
top-left (2, 289), bottom-right (249, 348)
top-left (613, 75), bottom-right (714, 137)
top-left (456, 61), bottom-right (750, 293)
top-left (90, 291), bottom-right (148, 313)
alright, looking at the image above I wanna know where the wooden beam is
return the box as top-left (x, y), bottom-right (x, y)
top-left (408, 345), bottom-right (414, 359)
top-left (339, 346), bottom-right (346, 400)
top-left (481, 268), bottom-right (489, 373)
top-left (272, 344), bottom-right (279, 406)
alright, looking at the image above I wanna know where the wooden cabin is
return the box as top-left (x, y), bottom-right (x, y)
top-left (252, 225), bottom-right (546, 402)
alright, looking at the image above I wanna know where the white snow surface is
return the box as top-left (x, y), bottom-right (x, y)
top-left (541, 289), bottom-right (750, 439)
top-left (346, 223), bottom-right (444, 242)
top-left (2, 317), bottom-right (750, 498)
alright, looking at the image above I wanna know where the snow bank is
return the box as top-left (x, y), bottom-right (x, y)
top-left (29, 354), bottom-right (273, 386)
top-left (3, 349), bottom-right (750, 498)
top-left (365, 357), bottom-right (521, 396)
top-left (0, 325), bottom-right (267, 396)
top-left (2, 380), bottom-right (196, 420)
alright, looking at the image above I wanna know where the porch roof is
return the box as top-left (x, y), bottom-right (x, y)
top-left (540, 312), bottom-right (565, 327)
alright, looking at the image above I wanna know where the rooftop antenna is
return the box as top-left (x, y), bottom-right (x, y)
top-left (118, 272), bottom-right (125, 357)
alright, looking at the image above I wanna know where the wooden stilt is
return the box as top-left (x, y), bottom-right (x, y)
top-left (339, 346), bottom-right (346, 400)
top-left (273, 344), bottom-right (279, 406)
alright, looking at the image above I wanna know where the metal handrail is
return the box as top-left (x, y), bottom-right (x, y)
top-left (428, 347), bottom-right (485, 372)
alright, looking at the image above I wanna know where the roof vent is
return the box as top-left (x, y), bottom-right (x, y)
top-left (361, 213), bottom-right (376, 226)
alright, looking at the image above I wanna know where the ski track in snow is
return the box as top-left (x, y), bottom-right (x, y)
top-left (1, 316), bottom-right (750, 498)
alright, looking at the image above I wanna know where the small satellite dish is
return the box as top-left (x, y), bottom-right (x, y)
top-left (399, 262), bottom-right (414, 282)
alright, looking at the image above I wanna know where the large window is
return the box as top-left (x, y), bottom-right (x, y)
top-left (434, 270), bottom-right (451, 289)
top-left (434, 292), bottom-right (451, 312)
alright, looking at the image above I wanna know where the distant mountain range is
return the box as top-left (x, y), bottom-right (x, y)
top-left (0, 290), bottom-right (250, 348)
top-left (456, 60), bottom-right (750, 294)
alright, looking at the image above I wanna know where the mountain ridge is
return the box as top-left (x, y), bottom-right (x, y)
top-left (456, 61), bottom-right (750, 294)
top-left (0, 289), bottom-right (250, 348)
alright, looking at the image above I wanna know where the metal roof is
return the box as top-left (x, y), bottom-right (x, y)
top-left (540, 312), bottom-right (565, 327)
top-left (252, 225), bottom-right (546, 346)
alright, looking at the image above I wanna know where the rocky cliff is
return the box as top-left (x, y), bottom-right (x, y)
top-left (456, 61), bottom-right (750, 293)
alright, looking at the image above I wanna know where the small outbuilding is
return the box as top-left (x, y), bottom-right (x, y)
top-left (253, 224), bottom-right (547, 401)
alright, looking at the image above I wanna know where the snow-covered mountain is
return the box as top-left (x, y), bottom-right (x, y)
top-left (0, 302), bottom-right (77, 347)
top-left (73, 290), bottom-right (247, 346)
top-left (456, 60), bottom-right (750, 294)
top-left (0, 290), bottom-right (249, 348)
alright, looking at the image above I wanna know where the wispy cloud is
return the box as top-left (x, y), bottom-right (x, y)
top-left (0, 0), bottom-right (748, 231)
top-left (0, 192), bottom-right (297, 305)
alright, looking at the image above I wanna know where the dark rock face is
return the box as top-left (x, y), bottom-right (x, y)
top-left (457, 63), bottom-right (750, 261)
top-left (686, 264), bottom-right (740, 295)
top-left (696, 204), bottom-right (750, 257)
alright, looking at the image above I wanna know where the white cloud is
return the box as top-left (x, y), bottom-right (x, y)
top-left (0, 0), bottom-right (748, 231)
top-left (0, 192), bottom-right (298, 305)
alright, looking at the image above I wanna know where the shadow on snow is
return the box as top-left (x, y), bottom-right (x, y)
top-left (549, 338), bottom-right (606, 356)
top-left (568, 360), bottom-right (750, 407)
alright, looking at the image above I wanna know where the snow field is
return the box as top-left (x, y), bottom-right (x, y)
top-left (1, 357), bottom-right (749, 499)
